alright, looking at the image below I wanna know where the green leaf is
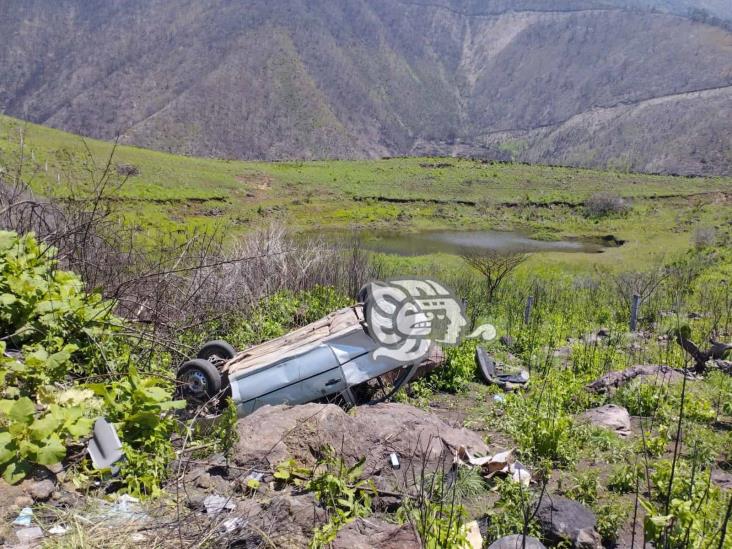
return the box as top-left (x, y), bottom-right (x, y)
top-left (2, 460), bottom-right (30, 484)
top-left (35, 434), bottom-right (66, 466)
top-left (0, 293), bottom-right (16, 306)
top-left (8, 397), bottom-right (35, 424)
top-left (29, 414), bottom-right (63, 441)
top-left (0, 431), bottom-right (16, 465)
top-left (65, 417), bottom-right (94, 438)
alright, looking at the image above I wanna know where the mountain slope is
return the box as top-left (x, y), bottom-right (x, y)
top-left (1, 0), bottom-right (731, 174)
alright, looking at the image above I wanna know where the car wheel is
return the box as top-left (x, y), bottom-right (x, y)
top-left (197, 340), bottom-right (236, 363)
top-left (177, 358), bottom-right (223, 401)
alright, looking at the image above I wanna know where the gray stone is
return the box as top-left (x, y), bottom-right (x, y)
top-left (27, 479), bottom-right (55, 501)
top-left (234, 403), bottom-right (489, 484)
top-left (579, 404), bottom-right (631, 437)
top-left (536, 496), bottom-right (602, 549)
top-left (333, 517), bottom-right (420, 549)
top-left (488, 534), bottom-right (546, 549)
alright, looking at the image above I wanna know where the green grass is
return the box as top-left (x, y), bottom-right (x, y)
top-left (1, 114), bottom-right (730, 270)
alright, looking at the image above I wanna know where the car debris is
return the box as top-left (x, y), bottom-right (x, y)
top-left (88, 417), bottom-right (124, 470)
top-left (12, 507), bottom-right (33, 527)
top-left (177, 301), bottom-right (444, 416)
top-left (475, 346), bottom-right (529, 390)
top-left (456, 447), bottom-right (532, 486)
top-left (204, 494), bottom-right (236, 515)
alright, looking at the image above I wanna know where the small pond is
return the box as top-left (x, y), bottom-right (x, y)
top-left (312, 229), bottom-right (618, 256)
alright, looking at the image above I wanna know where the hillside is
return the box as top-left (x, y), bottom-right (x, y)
top-left (2, 113), bottom-right (731, 272)
top-left (1, 1), bottom-right (731, 175)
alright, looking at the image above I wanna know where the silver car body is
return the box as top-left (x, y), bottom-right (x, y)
top-left (224, 306), bottom-right (414, 417)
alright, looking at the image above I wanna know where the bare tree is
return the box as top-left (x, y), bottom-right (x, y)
top-left (462, 250), bottom-right (527, 303)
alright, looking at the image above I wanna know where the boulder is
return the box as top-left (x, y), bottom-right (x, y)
top-left (586, 365), bottom-right (687, 393)
top-left (234, 403), bottom-right (489, 487)
top-left (536, 496), bottom-right (602, 549)
top-left (579, 404), bottom-right (631, 437)
top-left (488, 534), bottom-right (546, 549)
top-left (258, 493), bottom-right (327, 547)
top-left (332, 517), bottom-right (420, 549)
top-left (26, 478), bottom-right (55, 501)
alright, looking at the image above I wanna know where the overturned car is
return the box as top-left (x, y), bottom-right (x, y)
top-left (177, 302), bottom-right (443, 417)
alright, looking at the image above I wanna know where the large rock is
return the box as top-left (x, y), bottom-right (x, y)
top-left (488, 534), bottom-right (546, 549)
top-left (332, 517), bottom-right (420, 549)
top-left (234, 403), bottom-right (489, 485)
top-left (586, 365), bottom-right (687, 393)
top-left (536, 496), bottom-right (602, 549)
top-left (579, 404), bottom-right (631, 437)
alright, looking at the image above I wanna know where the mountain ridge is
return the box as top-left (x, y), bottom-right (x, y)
top-left (1, 0), bottom-right (731, 175)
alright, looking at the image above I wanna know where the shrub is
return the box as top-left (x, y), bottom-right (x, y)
top-left (584, 193), bottom-right (631, 218)
top-left (0, 231), bottom-right (181, 494)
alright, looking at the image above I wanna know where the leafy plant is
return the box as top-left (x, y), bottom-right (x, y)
top-left (275, 446), bottom-right (375, 549)
top-left (594, 497), bottom-right (629, 544)
top-left (565, 470), bottom-right (599, 505)
top-left (397, 490), bottom-right (470, 549)
top-left (88, 366), bottom-right (184, 496)
top-left (0, 231), bottom-right (182, 494)
top-left (484, 477), bottom-right (542, 544)
top-left (608, 462), bottom-right (643, 494)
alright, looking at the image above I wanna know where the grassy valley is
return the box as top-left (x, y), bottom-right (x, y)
top-left (2, 114), bottom-right (730, 272)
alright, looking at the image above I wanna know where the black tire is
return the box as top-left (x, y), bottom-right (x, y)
top-left (197, 340), bottom-right (236, 363)
top-left (177, 358), bottom-right (223, 401)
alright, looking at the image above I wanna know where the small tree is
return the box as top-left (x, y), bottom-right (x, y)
top-left (462, 250), bottom-right (527, 303)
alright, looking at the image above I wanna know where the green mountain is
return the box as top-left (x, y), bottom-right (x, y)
top-left (2, 0), bottom-right (731, 174)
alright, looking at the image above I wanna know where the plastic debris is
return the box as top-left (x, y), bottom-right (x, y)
top-left (204, 494), bottom-right (236, 515)
top-left (476, 346), bottom-right (529, 390)
top-left (12, 507), bottom-right (33, 527)
top-left (493, 394), bottom-right (505, 403)
top-left (88, 418), bottom-right (124, 470)
top-left (103, 494), bottom-right (146, 522)
top-left (456, 446), bottom-right (532, 485)
top-left (389, 453), bottom-right (401, 470)
top-left (221, 517), bottom-right (247, 533)
top-left (465, 520), bottom-right (483, 549)
top-left (49, 525), bottom-right (69, 535)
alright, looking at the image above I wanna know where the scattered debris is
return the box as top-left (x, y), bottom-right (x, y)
top-left (457, 447), bottom-right (531, 486)
top-left (475, 347), bottom-right (529, 390)
top-left (48, 524), bottom-right (69, 535)
top-left (465, 520), bottom-right (483, 549)
top-left (536, 496), bottom-right (602, 549)
top-left (579, 404), bottom-right (632, 437)
top-left (488, 534), bottom-right (547, 549)
top-left (203, 494), bottom-right (236, 515)
top-left (12, 508), bottom-right (33, 527)
top-left (389, 453), bottom-right (400, 470)
top-left (586, 364), bottom-right (688, 393)
top-left (220, 517), bottom-right (247, 533)
top-left (88, 418), bottom-right (124, 470)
